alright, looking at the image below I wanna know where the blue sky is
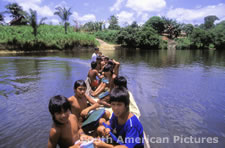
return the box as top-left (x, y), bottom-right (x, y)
top-left (1, 0), bottom-right (225, 26)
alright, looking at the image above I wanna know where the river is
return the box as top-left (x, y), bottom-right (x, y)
top-left (0, 49), bottom-right (225, 148)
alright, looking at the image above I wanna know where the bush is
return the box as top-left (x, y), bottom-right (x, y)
top-left (175, 38), bottom-right (191, 49)
top-left (0, 25), bottom-right (97, 50)
top-left (94, 30), bottom-right (119, 44)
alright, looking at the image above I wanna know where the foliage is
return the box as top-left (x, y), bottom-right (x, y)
top-left (175, 38), bottom-right (191, 49)
top-left (189, 28), bottom-right (213, 49)
top-left (95, 30), bottom-right (119, 44)
top-left (0, 12), bottom-right (4, 24)
top-left (54, 6), bottom-right (72, 34)
top-left (82, 21), bottom-right (104, 32)
top-left (0, 25), bottom-right (97, 50)
top-left (108, 15), bottom-right (120, 30)
top-left (27, 9), bottom-right (47, 37)
top-left (204, 15), bottom-right (219, 29)
top-left (162, 16), bottom-right (182, 39)
top-left (144, 16), bottom-right (165, 34)
top-left (5, 3), bottom-right (28, 25)
top-left (182, 24), bottom-right (194, 36)
top-left (212, 21), bottom-right (225, 49)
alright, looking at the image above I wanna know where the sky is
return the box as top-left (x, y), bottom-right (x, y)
top-left (0, 0), bottom-right (225, 26)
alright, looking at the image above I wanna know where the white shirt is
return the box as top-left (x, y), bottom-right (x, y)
top-left (91, 53), bottom-right (97, 61)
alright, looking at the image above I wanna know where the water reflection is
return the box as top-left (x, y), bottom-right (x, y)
top-left (0, 49), bottom-right (225, 148)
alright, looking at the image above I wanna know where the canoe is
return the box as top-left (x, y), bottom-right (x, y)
top-left (85, 78), bottom-right (150, 148)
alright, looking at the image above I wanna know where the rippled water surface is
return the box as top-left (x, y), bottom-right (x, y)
top-left (0, 49), bottom-right (225, 148)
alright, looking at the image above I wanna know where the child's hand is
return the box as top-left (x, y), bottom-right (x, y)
top-left (80, 109), bottom-right (89, 117)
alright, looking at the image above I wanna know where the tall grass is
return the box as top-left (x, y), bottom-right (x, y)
top-left (0, 25), bottom-right (97, 50)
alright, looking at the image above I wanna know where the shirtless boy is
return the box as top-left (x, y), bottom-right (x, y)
top-left (68, 80), bottom-right (100, 123)
top-left (48, 95), bottom-right (84, 148)
top-left (88, 61), bottom-right (101, 90)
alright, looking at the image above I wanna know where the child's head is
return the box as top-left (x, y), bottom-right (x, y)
top-left (94, 47), bottom-right (99, 53)
top-left (74, 80), bottom-right (87, 97)
top-left (49, 95), bottom-right (71, 125)
top-left (114, 76), bottom-right (127, 89)
top-left (96, 56), bottom-right (103, 62)
top-left (103, 64), bottom-right (113, 75)
top-left (110, 87), bottom-right (130, 112)
top-left (91, 61), bottom-right (97, 69)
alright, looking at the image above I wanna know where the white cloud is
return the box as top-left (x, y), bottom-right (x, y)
top-left (110, 0), bottom-right (124, 12)
top-left (72, 12), bottom-right (96, 23)
top-left (166, 3), bottom-right (225, 24)
top-left (6, 0), bottom-right (54, 17)
top-left (49, 19), bottom-right (59, 25)
top-left (116, 11), bottom-right (134, 26)
top-left (126, 0), bottom-right (166, 13)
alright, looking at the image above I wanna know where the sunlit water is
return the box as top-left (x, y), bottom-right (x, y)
top-left (0, 49), bottom-right (225, 148)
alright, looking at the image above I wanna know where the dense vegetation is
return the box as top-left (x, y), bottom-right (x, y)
top-left (0, 25), bottom-right (97, 50)
top-left (0, 2), bottom-right (225, 51)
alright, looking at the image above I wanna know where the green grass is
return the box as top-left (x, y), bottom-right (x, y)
top-left (0, 25), bottom-right (98, 51)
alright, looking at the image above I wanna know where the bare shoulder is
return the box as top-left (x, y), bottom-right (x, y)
top-left (68, 96), bottom-right (75, 102)
top-left (69, 114), bottom-right (79, 125)
top-left (49, 124), bottom-right (60, 140)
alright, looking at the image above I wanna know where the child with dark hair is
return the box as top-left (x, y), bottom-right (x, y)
top-left (68, 80), bottom-right (100, 123)
top-left (48, 95), bottom-right (85, 148)
top-left (114, 76), bottom-right (141, 118)
top-left (88, 61), bottom-right (101, 89)
top-left (95, 87), bottom-right (144, 148)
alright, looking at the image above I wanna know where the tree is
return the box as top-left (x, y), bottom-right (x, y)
top-left (162, 17), bottom-right (182, 38)
top-left (189, 28), bottom-right (213, 49)
top-left (212, 21), bottom-right (225, 49)
top-left (182, 24), bottom-right (194, 36)
top-left (144, 16), bottom-right (165, 34)
top-left (136, 26), bottom-right (160, 49)
top-left (204, 15), bottom-right (219, 29)
top-left (54, 6), bottom-right (72, 34)
top-left (27, 9), bottom-right (47, 37)
top-left (0, 12), bottom-right (4, 24)
top-left (108, 15), bottom-right (120, 30)
top-left (5, 3), bottom-right (28, 25)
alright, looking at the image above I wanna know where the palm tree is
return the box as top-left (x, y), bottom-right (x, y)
top-left (5, 3), bottom-right (28, 25)
top-left (27, 9), bottom-right (47, 37)
top-left (0, 12), bottom-right (4, 24)
top-left (54, 6), bottom-right (72, 34)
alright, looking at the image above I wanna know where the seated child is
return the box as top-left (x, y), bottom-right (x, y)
top-left (88, 61), bottom-right (101, 90)
top-left (95, 87), bottom-right (144, 148)
top-left (68, 80), bottom-right (110, 124)
top-left (48, 95), bottom-right (86, 148)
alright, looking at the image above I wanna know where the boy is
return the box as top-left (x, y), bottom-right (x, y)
top-left (48, 95), bottom-right (85, 148)
top-left (88, 61), bottom-right (102, 90)
top-left (91, 47), bottom-right (99, 62)
top-left (95, 87), bottom-right (144, 148)
top-left (68, 80), bottom-right (100, 123)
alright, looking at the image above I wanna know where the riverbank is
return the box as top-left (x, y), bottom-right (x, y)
top-left (0, 25), bottom-right (97, 52)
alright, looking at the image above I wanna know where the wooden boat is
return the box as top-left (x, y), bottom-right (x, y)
top-left (85, 78), bottom-right (150, 148)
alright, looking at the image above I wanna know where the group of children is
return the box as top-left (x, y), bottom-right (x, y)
top-left (47, 48), bottom-right (144, 148)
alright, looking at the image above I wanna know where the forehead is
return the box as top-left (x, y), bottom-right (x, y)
top-left (111, 101), bottom-right (125, 105)
top-left (76, 86), bottom-right (86, 89)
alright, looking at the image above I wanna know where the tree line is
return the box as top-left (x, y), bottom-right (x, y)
top-left (0, 2), bottom-right (225, 50)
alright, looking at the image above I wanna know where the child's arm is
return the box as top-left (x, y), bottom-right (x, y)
top-left (80, 103), bottom-right (100, 117)
top-left (47, 127), bottom-right (60, 148)
top-left (91, 83), bottom-right (107, 97)
top-left (112, 59), bottom-right (120, 76)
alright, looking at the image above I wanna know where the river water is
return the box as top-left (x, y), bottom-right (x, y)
top-left (0, 49), bottom-right (225, 148)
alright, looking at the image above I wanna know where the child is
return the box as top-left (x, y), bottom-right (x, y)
top-left (48, 95), bottom-right (85, 148)
top-left (88, 61), bottom-right (101, 90)
top-left (68, 80), bottom-right (100, 123)
top-left (95, 87), bottom-right (144, 148)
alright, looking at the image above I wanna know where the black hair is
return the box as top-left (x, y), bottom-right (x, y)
top-left (48, 95), bottom-right (71, 125)
top-left (74, 80), bottom-right (87, 90)
top-left (104, 57), bottom-right (109, 61)
top-left (91, 61), bottom-right (97, 69)
top-left (103, 64), bottom-right (113, 74)
top-left (96, 56), bottom-right (102, 61)
top-left (94, 47), bottom-right (99, 51)
top-left (110, 87), bottom-right (130, 107)
top-left (114, 76), bottom-right (127, 89)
